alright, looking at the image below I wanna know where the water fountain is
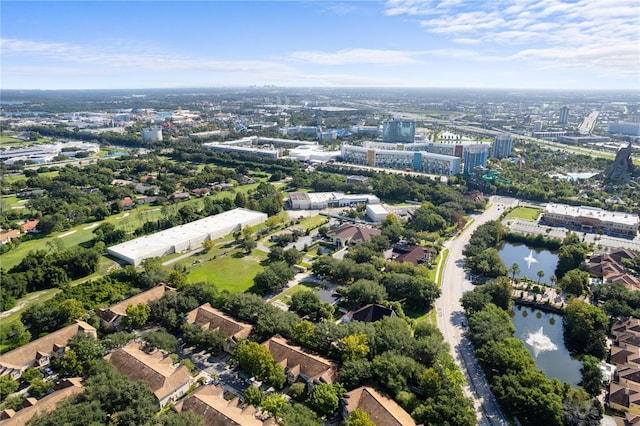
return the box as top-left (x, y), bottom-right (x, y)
top-left (523, 250), bottom-right (538, 269)
top-left (525, 326), bottom-right (558, 357)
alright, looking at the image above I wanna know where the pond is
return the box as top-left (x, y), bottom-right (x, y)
top-left (498, 242), bottom-right (558, 285)
top-left (511, 306), bottom-right (582, 386)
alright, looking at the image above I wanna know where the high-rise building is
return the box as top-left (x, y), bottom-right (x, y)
top-left (463, 145), bottom-right (489, 175)
top-left (558, 106), bottom-right (569, 124)
top-left (492, 134), bottom-right (513, 159)
top-left (382, 118), bottom-right (415, 143)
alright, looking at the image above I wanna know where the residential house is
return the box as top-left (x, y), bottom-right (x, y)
top-left (262, 335), bottom-right (337, 386)
top-left (120, 197), bottom-right (135, 210)
top-left (171, 192), bottom-right (190, 202)
top-left (0, 377), bottom-right (84, 425)
top-left (586, 249), bottom-right (640, 291)
top-left (105, 341), bottom-right (192, 408)
top-left (96, 285), bottom-right (174, 330)
top-left (392, 244), bottom-right (433, 267)
top-left (190, 188), bottom-right (211, 197)
top-left (0, 230), bottom-right (20, 246)
top-left (610, 382), bottom-right (640, 415)
top-left (348, 304), bottom-right (396, 323)
top-left (185, 303), bottom-right (252, 352)
top-left (341, 386), bottom-right (416, 426)
top-left (172, 385), bottom-right (274, 426)
top-left (326, 223), bottom-right (381, 247)
top-left (608, 318), bottom-right (640, 418)
top-left (0, 321), bottom-right (97, 379)
top-left (20, 220), bottom-right (39, 233)
top-left (136, 196), bottom-right (158, 206)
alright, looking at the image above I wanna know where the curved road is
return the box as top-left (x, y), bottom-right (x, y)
top-left (435, 196), bottom-right (519, 426)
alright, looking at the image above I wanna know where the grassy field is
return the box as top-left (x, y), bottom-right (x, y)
top-left (184, 249), bottom-right (267, 293)
top-left (2, 170), bottom-right (59, 185)
top-left (505, 206), bottom-right (542, 221)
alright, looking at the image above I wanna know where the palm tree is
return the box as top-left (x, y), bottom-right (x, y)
top-left (550, 275), bottom-right (557, 287)
top-left (537, 270), bottom-right (545, 285)
top-left (510, 263), bottom-right (520, 282)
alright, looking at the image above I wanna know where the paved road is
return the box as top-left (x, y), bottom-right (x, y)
top-left (436, 195), bottom-right (518, 426)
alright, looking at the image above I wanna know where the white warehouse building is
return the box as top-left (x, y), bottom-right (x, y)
top-left (107, 208), bottom-right (267, 266)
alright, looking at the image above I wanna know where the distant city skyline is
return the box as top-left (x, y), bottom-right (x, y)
top-left (1, 1), bottom-right (639, 91)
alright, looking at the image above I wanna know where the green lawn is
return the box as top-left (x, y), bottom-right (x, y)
top-left (185, 249), bottom-right (267, 293)
top-left (271, 282), bottom-right (319, 304)
top-left (295, 215), bottom-right (329, 231)
top-left (505, 206), bottom-right (542, 221)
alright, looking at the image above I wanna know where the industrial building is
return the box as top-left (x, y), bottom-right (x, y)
top-left (366, 204), bottom-right (391, 222)
top-left (287, 192), bottom-right (379, 210)
top-left (106, 208), bottom-right (267, 266)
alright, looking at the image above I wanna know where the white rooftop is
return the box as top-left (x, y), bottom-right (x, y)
top-left (544, 203), bottom-right (640, 226)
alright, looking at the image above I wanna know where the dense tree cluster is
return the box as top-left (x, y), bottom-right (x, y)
top-left (1, 246), bottom-right (100, 310)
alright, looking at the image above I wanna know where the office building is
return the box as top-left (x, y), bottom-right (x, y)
top-left (463, 145), bottom-right (489, 175)
top-left (382, 119), bottom-right (415, 143)
top-left (542, 203), bottom-right (639, 237)
top-left (141, 126), bottom-right (163, 142)
top-left (492, 134), bottom-right (513, 159)
top-left (559, 106), bottom-right (569, 124)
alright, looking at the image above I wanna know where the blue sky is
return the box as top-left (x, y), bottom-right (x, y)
top-left (1, 1), bottom-right (639, 90)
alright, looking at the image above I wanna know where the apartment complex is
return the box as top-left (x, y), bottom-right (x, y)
top-left (463, 144), bottom-right (490, 175)
top-left (492, 134), bottom-right (513, 159)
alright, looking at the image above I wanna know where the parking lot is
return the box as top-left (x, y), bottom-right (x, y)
top-left (180, 347), bottom-right (254, 397)
top-left (504, 218), bottom-right (640, 252)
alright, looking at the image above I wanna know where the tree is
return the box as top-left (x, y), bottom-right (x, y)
top-left (537, 270), bottom-right (545, 285)
top-left (29, 377), bottom-right (53, 398)
top-left (467, 303), bottom-right (515, 348)
top-left (340, 333), bottom-right (370, 361)
top-left (0, 375), bottom-right (19, 399)
top-left (339, 359), bottom-right (373, 390)
top-left (342, 280), bottom-right (387, 306)
top-left (344, 408), bottom-right (375, 426)
top-left (124, 303), bottom-right (150, 329)
top-left (244, 385), bottom-right (265, 406)
top-left (232, 341), bottom-right (284, 387)
top-left (564, 299), bottom-right (608, 359)
top-left (20, 368), bottom-right (41, 384)
top-left (559, 269), bottom-right (590, 297)
top-left (306, 383), bottom-right (340, 417)
top-left (281, 403), bottom-right (323, 426)
top-left (580, 355), bottom-right (603, 397)
top-left (289, 382), bottom-right (307, 401)
top-left (142, 329), bottom-right (179, 353)
top-left (510, 263), bottom-right (520, 281)
top-left (262, 393), bottom-right (289, 419)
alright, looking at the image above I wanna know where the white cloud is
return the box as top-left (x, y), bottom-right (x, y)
top-left (0, 38), bottom-right (295, 74)
top-left (288, 48), bottom-right (424, 65)
top-left (384, 0), bottom-right (640, 74)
